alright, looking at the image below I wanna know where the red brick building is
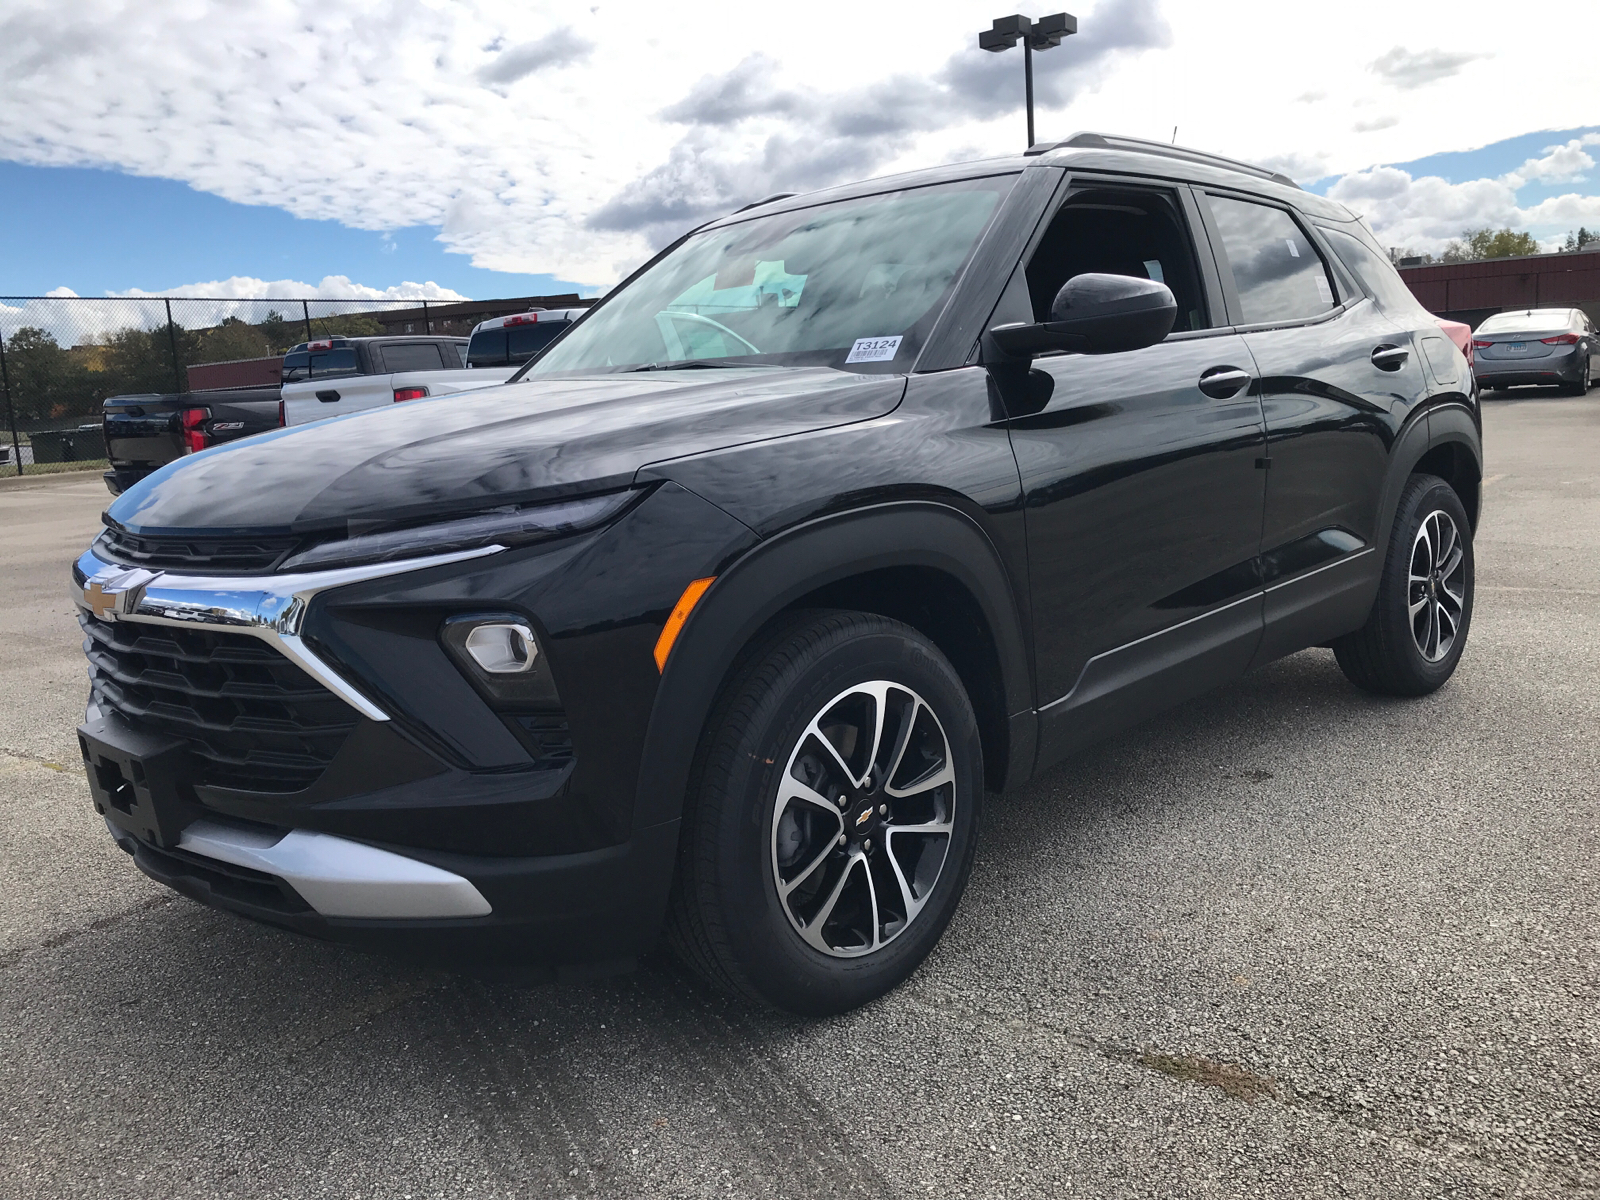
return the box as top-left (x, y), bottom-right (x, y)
top-left (1398, 248), bottom-right (1600, 330)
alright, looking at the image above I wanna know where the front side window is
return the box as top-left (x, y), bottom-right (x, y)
top-left (1206, 195), bottom-right (1337, 325)
top-left (1024, 186), bottom-right (1210, 333)
top-left (1322, 227), bottom-right (1425, 317)
top-left (526, 176), bottom-right (1016, 376)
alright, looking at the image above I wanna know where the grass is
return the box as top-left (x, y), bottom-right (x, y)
top-left (9, 458), bottom-right (109, 477)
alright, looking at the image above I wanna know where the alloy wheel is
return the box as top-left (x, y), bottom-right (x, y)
top-left (770, 681), bottom-right (956, 958)
top-left (1408, 510), bottom-right (1467, 662)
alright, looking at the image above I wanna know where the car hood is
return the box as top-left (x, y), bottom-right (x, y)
top-left (107, 367), bottom-right (906, 534)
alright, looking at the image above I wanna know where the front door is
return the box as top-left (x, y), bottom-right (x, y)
top-left (999, 181), bottom-right (1268, 764)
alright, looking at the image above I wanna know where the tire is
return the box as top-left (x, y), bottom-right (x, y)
top-left (1332, 474), bottom-right (1474, 696)
top-left (666, 610), bottom-right (983, 1015)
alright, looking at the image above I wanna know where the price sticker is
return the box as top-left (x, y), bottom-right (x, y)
top-left (845, 336), bottom-right (903, 364)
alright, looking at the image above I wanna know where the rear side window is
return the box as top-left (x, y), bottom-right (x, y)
top-left (1322, 227), bottom-right (1425, 316)
top-left (453, 343), bottom-right (468, 366)
top-left (381, 343), bottom-right (445, 372)
top-left (1206, 195), bottom-right (1337, 325)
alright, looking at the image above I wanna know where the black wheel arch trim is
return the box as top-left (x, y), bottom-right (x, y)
top-left (632, 501), bottom-right (1034, 831)
top-left (1376, 399), bottom-right (1483, 551)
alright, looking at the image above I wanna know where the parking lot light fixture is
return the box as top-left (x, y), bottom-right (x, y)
top-left (979, 12), bottom-right (1077, 149)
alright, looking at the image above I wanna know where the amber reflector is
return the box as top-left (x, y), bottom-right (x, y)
top-left (653, 577), bottom-right (716, 672)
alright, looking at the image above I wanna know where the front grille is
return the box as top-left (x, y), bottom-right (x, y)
top-left (94, 526), bottom-right (299, 574)
top-left (81, 612), bottom-right (357, 792)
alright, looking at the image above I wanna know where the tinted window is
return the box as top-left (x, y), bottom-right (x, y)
top-left (467, 330), bottom-right (508, 367)
top-left (453, 343), bottom-right (468, 367)
top-left (1025, 187), bottom-right (1210, 332)
top-left (1476, 310), bottom-right (1575, 334)
top-left (282, 348), bottom-right (358, 381)
top-left (382, 343), bottom-right (445, 372)
top-left (1207, 195), bottom-right (1336, 324)
top-left (1321, 227), bottom-right (1423, 316)
top-left (530, 176), bottom-right (1014, 375)
top-left (508, 322), bottom-right (569, 362)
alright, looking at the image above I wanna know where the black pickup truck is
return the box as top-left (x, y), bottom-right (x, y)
top-left (101, 335), bottom-right (469, 494)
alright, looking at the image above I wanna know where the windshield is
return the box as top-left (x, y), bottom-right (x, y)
top-left (1477, 310), bottom-right (1571, 334)
top-left (527, 176), bottom-right (1015, 376)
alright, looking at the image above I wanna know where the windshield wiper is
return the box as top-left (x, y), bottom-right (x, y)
top-left (627, 359), bottom-right (751, 372)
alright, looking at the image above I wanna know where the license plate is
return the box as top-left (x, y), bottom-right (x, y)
top-left (78, 714), bottom-right (198, 848)
top-left (1507, 342), bottom-right (1527, 352)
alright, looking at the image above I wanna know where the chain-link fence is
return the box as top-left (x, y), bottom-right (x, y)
top-left (0, 295), bottom-right (529, 475)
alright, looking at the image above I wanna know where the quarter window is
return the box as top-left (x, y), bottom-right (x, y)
top-left (1321, 227), bottom-right (1424, 316)
top-left (1206, 195), bottom-right (1337, 325)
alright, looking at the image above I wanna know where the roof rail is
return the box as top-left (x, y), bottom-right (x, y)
top-left (1027, 131), bottom-right (1301, 190)
top-left (734, 192), bottom-right (798, 213)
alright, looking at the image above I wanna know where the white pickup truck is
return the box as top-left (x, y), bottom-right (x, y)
top-left (280, 334), bottom-right (517, 427)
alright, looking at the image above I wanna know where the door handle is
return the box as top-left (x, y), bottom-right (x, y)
top-left (1198, 366), bottom-right (1252, 399)
top-left (1371, 345), bottom-right (1409, 371)
top-left (316, 390), bottom-right (341, 402)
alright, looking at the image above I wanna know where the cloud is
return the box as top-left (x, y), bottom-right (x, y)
top-left (1326, 164), bottom-right (1600, 256)
top-left (1353, 116), bottom-right (1399, 133)
top-left (591, 0), bottom-right (1171, 248)
top-left (1501, 135), bottom-right (1599, 188)
top-left (108, 275), bottom-right (470, 302)
top-left (1368, 46), bottom-right (1485, 89)
top-left (477, 28), bottom-right (592, 88)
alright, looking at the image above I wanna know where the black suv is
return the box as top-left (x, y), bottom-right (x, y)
top-left (73, 133), bottom-right (1480, 1015)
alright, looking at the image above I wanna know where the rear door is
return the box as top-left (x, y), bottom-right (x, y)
top-left (1196, 192), bottom-right (1430, 660)
top-left (1002, 177), bottom-right (1269, 761)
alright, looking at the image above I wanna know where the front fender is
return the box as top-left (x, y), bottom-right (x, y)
top-left (634, 501), bottom-right (1034, 831)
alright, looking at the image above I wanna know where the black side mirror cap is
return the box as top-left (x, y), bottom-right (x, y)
top-left (988, 273), bottom-right (1178, 360)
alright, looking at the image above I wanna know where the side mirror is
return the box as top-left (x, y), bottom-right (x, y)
top-left (988, 273), bottom-right (1178, 359)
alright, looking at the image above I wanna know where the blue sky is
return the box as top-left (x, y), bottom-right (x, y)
top-left (8, 124), bottom-right (1595, 301)
top-left (0, 161), bottom-right (585, 300)
top-left (3, 2), bottom-right (1597, 297)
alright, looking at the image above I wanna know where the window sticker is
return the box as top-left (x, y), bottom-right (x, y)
top-left (1285, 238), bottom-right (1301, 258)
top-left (1142, 259), bottom-right (1165, 283)
top-left (1314, 274), bottom-right (1333, 304)
top-left (845, 336), bottom-right (904, 364)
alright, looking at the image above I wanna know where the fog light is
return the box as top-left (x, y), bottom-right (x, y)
top-left (462, 622), bottom-right (538, 674)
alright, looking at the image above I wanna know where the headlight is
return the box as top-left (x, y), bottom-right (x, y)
top-left (278, 491), bottom-right (637, 573)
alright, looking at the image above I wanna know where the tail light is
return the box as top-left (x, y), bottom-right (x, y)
top-left (180, 408), bottom-right (209, 454)
top-left (503, 313), bottom-right (539, 326)
top-left (1541, 333), bottom-right (1580, 345)
top-left (393, 386), bottom-right (429, 402)
top-left (307, 338), bottom-right (334, 350)
top-left (1471, 339), bottom-right (1493, 349)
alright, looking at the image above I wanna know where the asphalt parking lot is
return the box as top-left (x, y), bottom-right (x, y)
top-left (2, 390), bottom-right (1597, 1200)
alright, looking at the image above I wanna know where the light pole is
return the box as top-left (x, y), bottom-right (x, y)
top-left (979, 13), bottom-right (1076, 149)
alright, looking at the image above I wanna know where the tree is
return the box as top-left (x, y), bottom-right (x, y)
top-left (1387, 247), bottom-right (1436, 267)
top-left (197, 316), bottom-right (272, 364)
top-left (1563, 227), bottom-right (1597, 253)
top-left (307, 312), bottom-right (385, 339)
top-left (100, 323), bottom-right (201, 396)
top-left (260, 309), bottom-right (301, 352)
top-left (3, 327), bottom-right (92, 426)
top-left (1439, 227), bottom-right (1542, 264)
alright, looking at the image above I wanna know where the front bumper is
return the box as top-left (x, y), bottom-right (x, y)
top-left (69, 483), bottom-right (756, 966)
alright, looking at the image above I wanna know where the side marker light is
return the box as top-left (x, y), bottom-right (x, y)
top-left (654, 577), bottom-right (716, 672)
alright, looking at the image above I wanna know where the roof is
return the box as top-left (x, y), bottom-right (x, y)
top-left (708, 132), bottom-right (1353, 229)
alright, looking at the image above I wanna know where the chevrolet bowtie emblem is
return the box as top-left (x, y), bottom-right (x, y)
top-left (855, 808), bottom-right (874, 827)
top-left (79, 569), bottom-right (156, 621)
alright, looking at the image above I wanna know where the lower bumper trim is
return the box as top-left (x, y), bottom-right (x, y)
top-left (171, 818), bottom-right (492, 919)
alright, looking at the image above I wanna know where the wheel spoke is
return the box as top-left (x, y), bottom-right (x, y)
top-left (1438, 543), bottom-right (1465, 584)
top-left (779, 775), bottom-right (845, 818)
top-left (805, 717), bottom-right (867, 791)
top-left (861, 855), bottom-right (883, 952)
top-left (1435, 600), bottom-right (1458, 649)
top-left (886, 817), bottom-right (954, 838)
top-left (800, 853), bottom-right (864, 953)
top-left (779, 838), bottom-right (839, 899)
